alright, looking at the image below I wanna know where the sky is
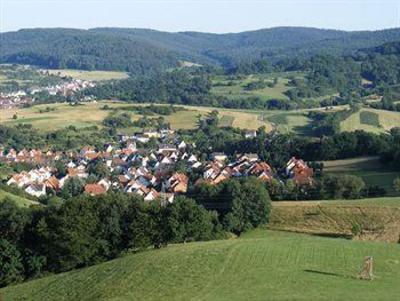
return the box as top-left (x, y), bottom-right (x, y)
top-left (1, 0), bottom-right (400, 33)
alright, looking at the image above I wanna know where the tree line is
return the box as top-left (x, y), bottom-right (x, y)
top-left (0, 178), bottom-right (271, 288)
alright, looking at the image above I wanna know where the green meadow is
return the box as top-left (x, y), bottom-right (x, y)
top-left (322, 156), bottom-right (400, 194)
top-left (2, 229), bottom-right (399, 301)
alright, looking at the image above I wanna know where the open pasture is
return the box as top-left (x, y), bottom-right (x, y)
top-left (2, 229), bottom-right (400, 301)
top-left (321, 156), bottom-right (399, 194)
top-left (211, 73), bottom-right (292, 101)
top-left (341, 108), bottom-right (400, 134)
top-left (0, 102), bottom-right (275, 132)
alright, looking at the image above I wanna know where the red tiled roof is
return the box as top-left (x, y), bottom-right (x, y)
top-left (84, 184), bottom-right (107, 196)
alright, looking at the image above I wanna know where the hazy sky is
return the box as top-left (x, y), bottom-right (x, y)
top-left (1, 0), bottom-right (400, 33)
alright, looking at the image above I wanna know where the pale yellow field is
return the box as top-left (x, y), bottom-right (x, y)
top-left (178, 105), bottom-right (273, 131)
top-left (46, 69), bottom-right (129, 81)
top-left (0, 102), bottom-right (130, 131)
top-left (0, 102), bottom-right (273, 132)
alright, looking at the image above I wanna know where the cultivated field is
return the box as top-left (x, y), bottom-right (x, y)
top-left (0, 102), bottom-right (274, 132)
top-left (46, 69), bottom-right (129, 81)
top-left (269, 198), bottom-right (400, 242)
top-left (264, 111), bottom-right (312, 135)
top-left (6, 102), bottom-right (398, 135)
top-left (2, 229), bottom-right (399, 301)
top-left (340, 108), bottom-right (400, 133)
top-left (321, 156), bottom-right (399, 194)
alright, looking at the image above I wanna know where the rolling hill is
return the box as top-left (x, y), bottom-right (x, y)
top-left (3, 27), bottom-right (400, 74)
top-left (1, 229), bottom-right (399, 301)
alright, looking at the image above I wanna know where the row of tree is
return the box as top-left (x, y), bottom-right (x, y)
top-left (0, 177), bottom-right (271, 288)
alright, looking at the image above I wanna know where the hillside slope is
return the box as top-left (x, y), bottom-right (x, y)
top-left (2, 27), bottom-right (400, 73)
top-left (269, 198), bottom-right (400, 242)
top-left (0, 189), bottom-right (37, 207)
top-left (0, 28), bottom-right (179, 76)
top-left (1, 230), bottom-right (400, 301)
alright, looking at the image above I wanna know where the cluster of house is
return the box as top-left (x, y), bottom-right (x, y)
top-left (30, 79), bottom-right (95, 97)
top-left (2, 141), bottom-right (192, 201)
top-left (0, 79), bottom-right (95, 109)
top-left (0, 91), bottom-right (32, 109)
top-left (1, 133), bottom-right (314, 200)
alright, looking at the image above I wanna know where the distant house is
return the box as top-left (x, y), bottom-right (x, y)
top-left (163, 173), bottom-right (189, 193)
top-left (84, 184), bottom-right (107, 196)
top-left (247, 162), bottom-right (274, 182)
top-left (45, 176), bottom-right (60, 191)
top-left (143, 130), bottom-right (160, 138)
top-left (158, 144), bottom-right (177, 153)
top-left (237, 153), bottom-right (259, 162)
top-left (245, 130), bottom-right (257, 139)
top-left (286, 157), bottom-right (314, 185)
top-left (25, 183), bottom-right (46, 197)
top-left (178, 141), bottom-right (187, 149)
top-left (144, 189), bottom-right (160, 201)
top-left (211, 152), bottom-right (227, 162)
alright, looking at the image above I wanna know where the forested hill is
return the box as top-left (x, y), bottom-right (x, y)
top-left (0, 28), bottom-right (179, 76)
top-left (2, 26), bottom-right (400, 75)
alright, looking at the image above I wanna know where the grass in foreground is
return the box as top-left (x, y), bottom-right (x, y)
top-left (2, 230), bottom-right (399, 301)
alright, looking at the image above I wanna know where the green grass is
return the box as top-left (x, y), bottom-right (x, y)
top-left (219, 115), bottom-right (235, 127)
top-left (269, 197), bottom-right (400, 243)
top-left (0, 102), bottom-right (273, 132)
top-left (211, 73), bottom-right (291, 101)
top-left (0, 189), bottom-right (37, 207)
top-left (322, 156), bottom-right (399, 195)
top-left (2, 230), bottom-right (400, 301)
top-left (265, 111), bottom-right (313, 135)
top-left (359, 111), bottom-right (380, 127)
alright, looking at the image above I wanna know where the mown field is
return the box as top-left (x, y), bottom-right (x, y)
top-left (269, 198), bottom-right (400, 242)
top-left (340, 108), bottom-right (400, 133)
top-left (321, 156), bottom-right (399, 195)
top-left (46, 69), bottom-right (129, 81)
top-left (2, 229), bottom-right (400, 301)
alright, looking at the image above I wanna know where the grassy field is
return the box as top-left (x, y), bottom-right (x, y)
top-left (0, 189), bottom-right (37, 207)
top-left (269, 198), bottom-right (400, 242)
top-left (0, 102), bottom-right (276, 132)
top-left (0, 102), bottom-right (122, 130)
top-left (341, 108), bottom-right (400, 133)
top-left (211, 73), bottom-right (292, 101)
top-left (2, 229), bottom-right (400, 301)
top-left (265, 111), bottom-right (313, 135)
top-left (46, 69), bottom-right (129, 81)
top-left (321, 156), bottom-right (399, 194)
top-left (359, 111), bottom-right (380, 127)
top-left (1, 101), bottom-right (375, 134)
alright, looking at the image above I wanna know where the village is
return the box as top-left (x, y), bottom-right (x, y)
top-left (1, 129), bottom-right (314, 201)
top-left (0, 78), bottom-right (95, 109)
